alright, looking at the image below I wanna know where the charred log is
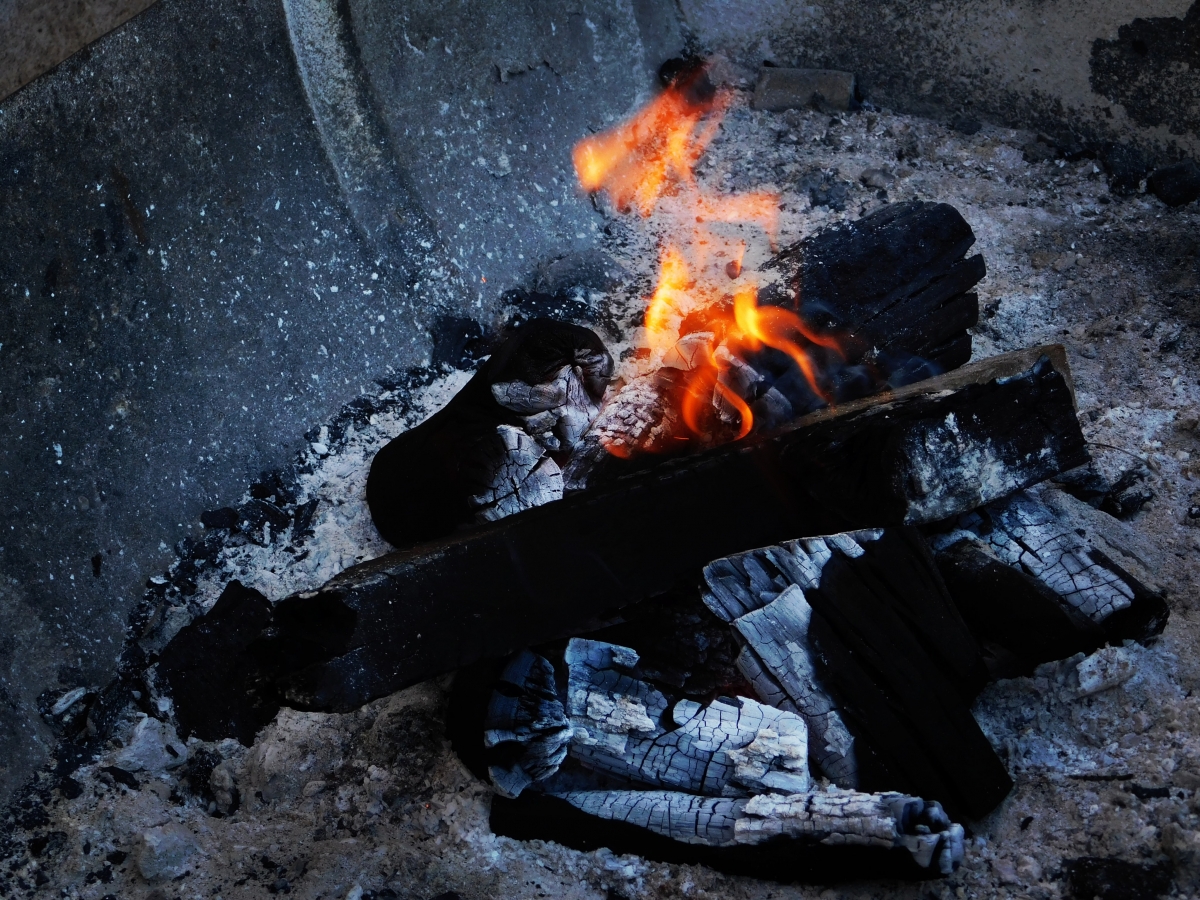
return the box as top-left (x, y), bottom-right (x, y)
top-left (366, 317), bottom-right (613, 546)
top-left (703, 528), bottom-right (1010, 821)
top-left (759, 200), bottom-right (984, 373)
top-left (562, 639), bottom-right (811, 797)
top-left (163, 345), bottom-right (1086, 726)
top-left (930, 489), bottom-right (1169, 676)
top-left (491, 788), bottom-right (963, 882)
top-left (482, 650), bottom-right (572, 799)
top-left (465, 640), bottom-right (963, 881)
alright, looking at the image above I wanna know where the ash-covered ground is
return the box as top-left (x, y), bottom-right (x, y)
top-left (5, 89), bottom-right (1200, 900)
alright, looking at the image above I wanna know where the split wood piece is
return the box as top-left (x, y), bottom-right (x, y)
top-left (487, 792), bottom-right (955, 883)
top-left (366, 318), bottom-right (613, 546)
top-left (168, 345), bottom-right (1086, 723)
top-left (563, 639), bottom-right (810, 797)
top-left (551, 788), bottom-right (962, 872)
top-left (482, 650), bottom-right (572, 799)
top-left (930, 489), bottom-right (1169, 676)
top-left (704, 528), bottom-right (1011, 820)
top-left (727, 586), bottom-right (860, 788)
top-left (566, 201), bottom-right (987, 488)
top-left (759, 200), bottom-right (984, 373)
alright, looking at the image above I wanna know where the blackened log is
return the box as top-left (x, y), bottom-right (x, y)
top-left (930, 489), bottom-right (1169, 674)
top-left (155, 581), bottom-right (277, 745)
top-left (760, 200), bottom-right (984, 371)
top-left (170, 345), bottom-right (1086, 722)
top-left (702, 529), bottom-right (1008, 821)
top-left (802, 540), bottom-right (1010, 820)
top-left (490, 790), bottom-right (962, 883)
top-left (366, 318), bottom-right (613, 546)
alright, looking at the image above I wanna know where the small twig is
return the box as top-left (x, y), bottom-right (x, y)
top-left (1087, 441), bottom-right (1159, 473)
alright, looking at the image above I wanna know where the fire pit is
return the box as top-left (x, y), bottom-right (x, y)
top-left (4, 9), bottom-right (1200, 900)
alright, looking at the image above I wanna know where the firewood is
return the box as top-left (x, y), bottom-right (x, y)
top-left (470, 638), bottom-right (963, 880)
top-left (490, 788), bottom-right (964, 881)
top-left (566, 200), bottom-right (987, 488)
top-left (562, 639), bottom-right (811, 797)
top-left (759, 200), bottom-right (984, 372)
top-left (930, 488), bottom-right (1169, 676)
top-left (482, 649), bottom-right (572, 799)
top-left (366, 317), bottom-right (613, 546)
top-left (163, 345), bottom-right (1086, 729)
top-left (702, 528), bottom-right (1010, 821)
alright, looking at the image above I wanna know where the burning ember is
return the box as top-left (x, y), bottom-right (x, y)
top-left (572, 63), bottom-right (846, 450)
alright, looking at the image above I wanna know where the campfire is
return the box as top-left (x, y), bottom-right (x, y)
top-left (18, 51), bottom-right (1194, 900)
top-left (136, 60), bottom-right (1170, 883)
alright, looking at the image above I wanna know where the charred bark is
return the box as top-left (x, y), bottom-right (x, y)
top-left (759, 200), bottom-right (984, 372)
top-left (703, 528), bottom-right (1009, 821)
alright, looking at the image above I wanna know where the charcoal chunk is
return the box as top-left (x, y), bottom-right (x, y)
top-left (1148, 159), bottom-right (1200, 207)
top-left (156, 581), bottom-right (276, 745)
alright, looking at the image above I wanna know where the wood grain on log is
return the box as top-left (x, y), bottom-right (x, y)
top-left (703, 528), bottom-right (1011, 820)
top-left (930, 489), bottom-right (1169, 675)
top-left (482, 649), bottom-right (572, 799)
top-left (759, 200), bottom-right (984, 372)
top-left (562, 639), bottom-right (811, 797)
top-left (541, 787), bottom-right (963, 873)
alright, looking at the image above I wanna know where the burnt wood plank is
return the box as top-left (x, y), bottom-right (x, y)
top-left (248, 345), bottom-right (1086, 714)
top-left (760, 200), bottom-right (983, 366)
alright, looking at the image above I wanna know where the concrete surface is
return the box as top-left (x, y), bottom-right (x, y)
top-left (0, 0), bottom-right (445, 805)
top-left (0, 0), bottom-right (159, 102)
top-left (680, 0), bottom-right (1200, 156)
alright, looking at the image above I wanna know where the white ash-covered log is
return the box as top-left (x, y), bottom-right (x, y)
top-left (930, 489), bottom-right (1169, 677)
top-left (548, 788), bottom-right (962, 873)
top-left (702, 528), bottom-right (1011, 821)
top-left (366, 317), bottom-right (614, 546)
top-left (470, 638), bottom-right (964, 881)
top-left (160, 345), bottom-right (1088, 735)
top-left (561, 639), bottom-right (812, 797)
top-left (483, 649), bottom-right (572, 800)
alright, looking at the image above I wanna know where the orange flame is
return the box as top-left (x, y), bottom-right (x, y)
top-left (574, 64), bottom-right (840, 452)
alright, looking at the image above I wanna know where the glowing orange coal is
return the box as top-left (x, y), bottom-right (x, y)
top-left (573, 63), bottom-right (841, 451)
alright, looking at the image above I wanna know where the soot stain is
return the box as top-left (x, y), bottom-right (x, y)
top-left (1090, 2), bottom-right (1200, 138)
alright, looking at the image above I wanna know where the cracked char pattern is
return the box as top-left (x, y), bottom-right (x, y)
top-left (483, 650), bottom-right (573, 799)
top-left (553, 787), bottom-right (965, 873)
top-left (491, 362), bottom-right (602, 454)
top-left (473, 355), bottom-right (608, 521)
top-left (467, 424), bottom-right (564, 522)
top-left (561, 373), bottom-right (682, 491)
top-left (702, 532), bottom-right (884, 787)
top-left (563, 638), bottom-right (811, 796)
top-left (935, 491), bottom-right (1134, 622)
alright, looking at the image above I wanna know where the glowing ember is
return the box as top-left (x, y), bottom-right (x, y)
top-left (573, 63), bottom-right (842, 452)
